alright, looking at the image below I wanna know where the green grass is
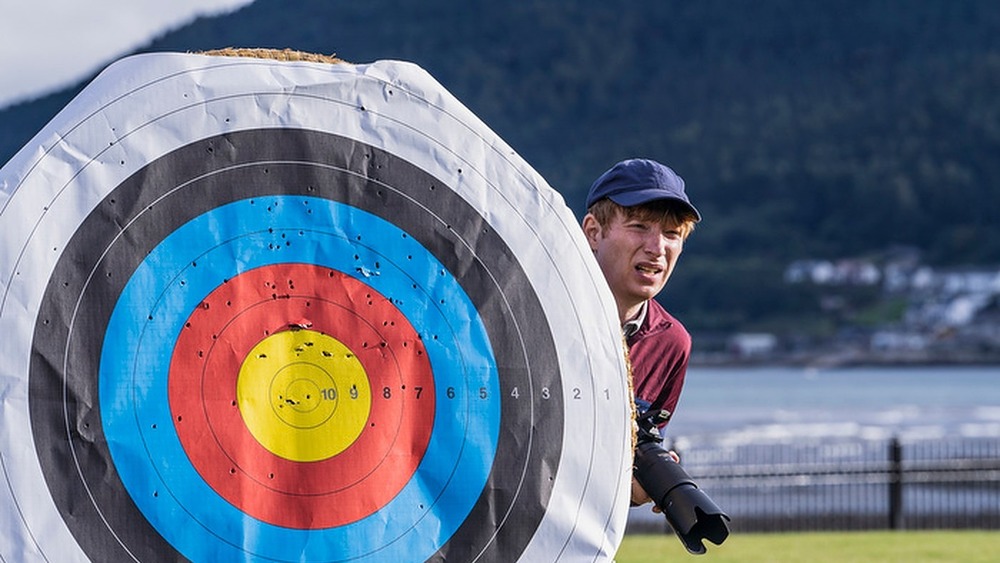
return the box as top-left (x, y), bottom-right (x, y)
top-left (616, 531), bottom-right (1000, 563)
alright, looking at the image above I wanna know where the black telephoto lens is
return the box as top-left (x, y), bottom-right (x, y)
top-left (632, 401), bottom-right (730, 555)
top-left (633, 441), bottom-right (730, 554)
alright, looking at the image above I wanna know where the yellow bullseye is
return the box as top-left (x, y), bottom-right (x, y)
top-left (237, 329), bottom-right (372, 462)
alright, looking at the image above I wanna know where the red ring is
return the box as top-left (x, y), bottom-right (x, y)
top-left (168, 263), bottom-right (434, 528)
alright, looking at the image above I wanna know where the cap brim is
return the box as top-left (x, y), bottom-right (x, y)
top-left (608, 190), bottom-right (702, 222)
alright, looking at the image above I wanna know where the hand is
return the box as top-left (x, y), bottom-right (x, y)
top-left (630, 476), bottom-right (652, 507)
top-left (632, 450), bottom-right (681, 513)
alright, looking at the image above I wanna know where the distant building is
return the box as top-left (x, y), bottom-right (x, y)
top-left (870, 331), bottom-right (928, 352)
top-left (784, 259), bottom-right (880, 286)
top-left (728, 333), bottom-right (778, 358)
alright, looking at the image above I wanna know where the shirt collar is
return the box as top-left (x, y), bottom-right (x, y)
top-left (621, 300), bottom-right (649, 339)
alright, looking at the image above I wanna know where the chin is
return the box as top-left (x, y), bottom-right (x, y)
top-left (632, 289), bottom-right (660, 303)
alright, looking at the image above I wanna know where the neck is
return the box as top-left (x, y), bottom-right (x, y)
top-left (619, 301), bottom-right (645, 324)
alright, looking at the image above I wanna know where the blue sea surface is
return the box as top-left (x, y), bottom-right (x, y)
top-left (665, 365), bottom-right (1000, 448)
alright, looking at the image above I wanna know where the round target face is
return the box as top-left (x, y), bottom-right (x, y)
top-left (0, 54), bottom-right (633, 562)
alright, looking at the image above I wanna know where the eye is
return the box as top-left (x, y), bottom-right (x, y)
top-left (661, 230), bottom-right (684, 245)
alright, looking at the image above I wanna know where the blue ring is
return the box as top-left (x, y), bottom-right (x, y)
top-left (100, 196), bottom-right (501, 562)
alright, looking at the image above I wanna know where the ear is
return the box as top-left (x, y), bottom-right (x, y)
top-left (581, 214), bottom-right (602, 250)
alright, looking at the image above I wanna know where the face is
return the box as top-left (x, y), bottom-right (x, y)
top-left (583, 209), bottom-right (685, 321)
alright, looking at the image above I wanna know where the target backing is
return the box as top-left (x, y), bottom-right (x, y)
top-left (0, 51), bottom-right (632, 562)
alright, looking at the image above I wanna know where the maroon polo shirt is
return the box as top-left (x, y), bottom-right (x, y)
top-left (625, 298), bottom-right (691, 426)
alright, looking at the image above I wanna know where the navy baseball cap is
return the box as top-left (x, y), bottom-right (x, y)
top-left (585, 158), bottom-right (701, 222)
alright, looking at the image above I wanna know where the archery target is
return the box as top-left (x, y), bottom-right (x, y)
top-left (0, 53), bottom-right (632, 562)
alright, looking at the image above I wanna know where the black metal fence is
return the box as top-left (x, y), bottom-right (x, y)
top-left (627, 437), bottom-right (1000, 534)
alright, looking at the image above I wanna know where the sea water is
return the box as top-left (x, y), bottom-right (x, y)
top-left (665, 365), bottom-right (1000, 448)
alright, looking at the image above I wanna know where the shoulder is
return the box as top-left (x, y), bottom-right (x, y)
top-left (642, 299), bottom-right (690, 343)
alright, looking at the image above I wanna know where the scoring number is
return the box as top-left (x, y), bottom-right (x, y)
top-left (438, 386), bottom-right (490, 399)
top-left (508, 386), bottom-right (554, 399)
top-left (318, 385), bottom-right (358, 400)
top-left (371, 386), bottom-right (495, 400)
top-left (375, 386), bottom-right (429, 399)
top-left (506, 387), bottom-right (612, 400)
top-left (321, 385), bottom-right (441, 401)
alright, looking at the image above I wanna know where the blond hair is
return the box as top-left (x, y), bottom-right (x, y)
top-left (587, 198), bottom-right (697, 239)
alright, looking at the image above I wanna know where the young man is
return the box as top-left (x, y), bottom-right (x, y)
top-left (581, 158), bottom-right (701, 506)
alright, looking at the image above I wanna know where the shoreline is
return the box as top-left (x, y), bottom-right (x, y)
top-left (690, 350), bottom-right (1000, 369)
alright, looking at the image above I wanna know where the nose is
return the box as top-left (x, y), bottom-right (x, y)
top-left (644, 231), bottom-right (670, 257)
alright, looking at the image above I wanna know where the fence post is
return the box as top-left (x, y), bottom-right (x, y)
top-left (888, 437), bottom-right (903, 530)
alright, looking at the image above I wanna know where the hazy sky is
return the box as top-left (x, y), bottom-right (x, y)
top-left (0, 0), bottom-right (255, 109)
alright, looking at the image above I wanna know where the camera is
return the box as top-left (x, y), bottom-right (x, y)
top-left (633, 400), bottom-right (730, 555)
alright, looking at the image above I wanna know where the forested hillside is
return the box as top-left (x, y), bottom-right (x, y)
top-left (3, 0), bottom-right (999, 334)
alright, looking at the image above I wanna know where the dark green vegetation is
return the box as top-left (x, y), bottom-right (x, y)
top-left (4, 1), bottom-right (999, 335)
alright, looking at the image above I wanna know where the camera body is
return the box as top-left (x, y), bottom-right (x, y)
top-left (633, 400), bottom-right (730, 555)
